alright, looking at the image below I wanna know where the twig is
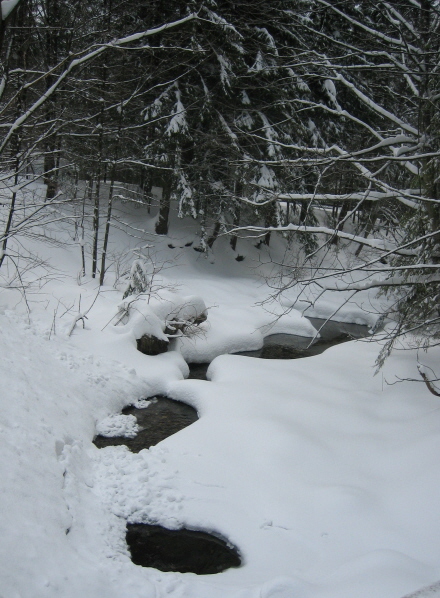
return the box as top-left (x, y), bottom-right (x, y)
top-left (67, 290), bottom-right (100, 337)
top-left (418, 364), bottom-right (440, 397)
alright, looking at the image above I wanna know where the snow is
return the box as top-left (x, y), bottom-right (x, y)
top-left (96, 414), bottom-right (139, 438)
top-left (111, 291), bottom-right (206, 347)
top-left (217, 53), bottom-right (233, 89)
top-left (1, 195), bottom-right (440, 598)
top-left (322, 79), bottom-right (341, 110)
top-left (1, 0), bottom-right (20, 20)
top-left (166, 89), bottom-right (188, 136)
top-left (241, 90), bottom-right (251, 105)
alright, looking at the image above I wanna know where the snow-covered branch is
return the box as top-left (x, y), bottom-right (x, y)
top-left (0, 13), bottom-right (197, 154)
top-left (316, 274), bottom-right (440, 293)
top-left (227, 223), bottom-right (423, 257)
top-left (315, 0), bottom-right (422, 54)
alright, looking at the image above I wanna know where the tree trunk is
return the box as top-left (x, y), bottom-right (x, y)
top-left (44, 147), bottom-right (57, 201)
top-left (100, 95), bottom-right (124, 286)
top-left (142, 169), bottom-right (153, 213)
top-left (264, 202), bottom-right (277, 246)
top-left (299, 201), bottom-right (308, 224)
top-left (43, 0), bottom-right (60, 202)
top-left (99, 164), bottom-right (116, 286)
top-left (91, 92), bottom-right (106, 278)
top-left (0, 141), bottom-right (20, 269)
top-left (331, 201), bottom-right (349, 245)
top-left (79, 175), bottom-right (88, 278)
top-left (230, 183), bottom-right (242, 251)
top-left (155, 179), bottom-right (171, 235)
top-left (0, 6), bottom-right (25, 269)
top-left (207, 221), bottom-right (221, 248)
top-left (92, 172), bottom-right (101, 278)
top-left (418, 1), bottom-right (440, 260)
top-left (355, 203), bottom-right (378, 257)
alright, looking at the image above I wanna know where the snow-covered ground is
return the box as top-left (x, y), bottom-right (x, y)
top-left (1, 198), bottom-right (440, 598)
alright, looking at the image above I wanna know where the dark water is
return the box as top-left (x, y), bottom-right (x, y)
top-left (187, 362), bottom-right (211, 380)
top-left (126, 524), bottom-right (241, 574)
top-left (237, 317), bottom-right (370, 360)
top-left (93, 397), bottom-right (198, 452)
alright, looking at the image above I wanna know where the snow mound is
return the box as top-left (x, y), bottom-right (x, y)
top-left (174, 303), bottom-right (317, 363)
top-left (112, 291), bottom-right (207, 343)
top-left (96, 414), bottom-right (139, 438)
top-left (133, 398), bottom-right (153, 408)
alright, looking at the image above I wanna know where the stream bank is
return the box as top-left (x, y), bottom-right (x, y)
top-left (93, 317), bottom-right (371, 575)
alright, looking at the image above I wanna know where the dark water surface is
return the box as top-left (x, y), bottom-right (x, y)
top-left (237, 317), bottom-right (370, 360)
top-left (126, 524), bottom-right (241, 574)
top-left (187, 317), bottom-right (371, 379)
top-left (93, 397), bottom-right (198, 452)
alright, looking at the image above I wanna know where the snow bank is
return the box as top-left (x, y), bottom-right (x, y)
top-left (163, 341), bottom-right (440, 598)
top-left (174, 301), bottom-right (317, 362)
top-left (0, 311), bottom-right (155, 598)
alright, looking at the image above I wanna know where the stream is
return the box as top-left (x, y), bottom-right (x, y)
top-left (188, 317), bottom-right (370, 380)
top-left (94, 317), bottom-right (370, 574)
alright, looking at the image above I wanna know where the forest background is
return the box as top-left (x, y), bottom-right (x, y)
top-left (1, 0), bottom-right (440, 361)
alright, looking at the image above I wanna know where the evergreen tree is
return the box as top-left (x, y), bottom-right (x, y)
top-left (140, 1), bottom-right (321, 245)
